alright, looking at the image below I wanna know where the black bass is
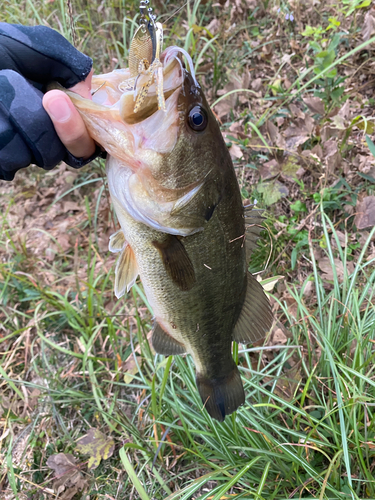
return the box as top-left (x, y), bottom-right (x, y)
top-left (67, 45), bottom-right (273, 421)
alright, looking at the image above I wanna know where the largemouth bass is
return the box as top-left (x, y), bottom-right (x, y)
top-left (67, 45), bottom-right (273, 421)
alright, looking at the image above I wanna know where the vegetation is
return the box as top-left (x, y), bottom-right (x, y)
top-left (1, 0), bottom-right (375, 498)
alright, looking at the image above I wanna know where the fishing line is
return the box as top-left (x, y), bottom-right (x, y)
top-left (161, 0), bottom-right (193, 24)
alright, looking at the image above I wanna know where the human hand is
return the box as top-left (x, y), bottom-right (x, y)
top-left (0, 23), bottom-right (101, 181)
top-left (43, 73), bottom-right (96, 159)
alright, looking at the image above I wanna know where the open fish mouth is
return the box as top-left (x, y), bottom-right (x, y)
top-left (66, 46), bottom-right (199, 164)
top-left (90, 46), bottom-right (198, 124)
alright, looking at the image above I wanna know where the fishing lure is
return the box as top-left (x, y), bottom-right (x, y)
top-left (120, 0), bottom-right (166, 113)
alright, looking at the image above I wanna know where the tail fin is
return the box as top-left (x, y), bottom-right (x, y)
top-left (196, 365), bottom-right (245, 422)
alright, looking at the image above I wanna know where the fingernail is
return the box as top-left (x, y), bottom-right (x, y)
top-left (47, 98), bottom-right (71, 122)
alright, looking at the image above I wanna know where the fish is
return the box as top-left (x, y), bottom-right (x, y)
top-left (66, 42), bottom-right (273, 422)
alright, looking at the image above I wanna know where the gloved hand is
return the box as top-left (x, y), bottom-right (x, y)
top-left (0, 23), bottom-right (100, 181)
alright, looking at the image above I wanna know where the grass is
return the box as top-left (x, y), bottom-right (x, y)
top-left (1, 0), bottom-right (375, 499)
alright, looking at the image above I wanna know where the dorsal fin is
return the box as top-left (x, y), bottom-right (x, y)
top-left (114, 244), bottom-right (139, 298)
top-left (109, 229), bottom-right (126, 253)
top-left (152, 320), bottom-right (186, 355)
top-left (244, 207), bottom-right (266, 259)
top-left (232, 272), bottom-right (273, 344)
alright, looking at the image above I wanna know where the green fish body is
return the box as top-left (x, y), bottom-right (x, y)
top-left (68, 49), bottom-right (273, 421)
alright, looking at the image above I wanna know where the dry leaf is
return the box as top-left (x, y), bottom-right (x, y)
top-left (229, 144), bottom-right (244, 159)
top-left (251, 78), bottom-right (262, 92)
top-left (303, 281), bottom-right (314, 298)
top-left (274, 360), bottom-right (303, 401)
top-left (215, 71), bottom-right (249, 118)
top-left (257, 180), bottom-right (289, 206)
top-left (289, 104), bottom-right (304, 119)
top-left (356, 154), bottom-right (375, 179)
top-left (363, 12), bottom-right (375, 41)
top-left (318, 257), bottom-right (355, 282)
top-left (283, 116), bottom-right (315, 150)
top-left (311, 144), bottom-right (323, 159)
top-left (303, 97), bottom-right (324, 115)
top-left (281, 156), bottom-right (303, 182)
top-left (76, 428), bottom-right (115, 470)
top-left (272, 328), bottom-right (287, 344)
top-left (259, 159), bottom-right (280, 180)
top-left (355, 196), bottom-right (375, 230)
top-left (47, 453), bottom-right (87, 500)
top-left (331, 230), bottom-right (346, 248)
top-left (123, 354), bottom-right (142, 384)
top-left (323, 140), bottom-right (341, 174)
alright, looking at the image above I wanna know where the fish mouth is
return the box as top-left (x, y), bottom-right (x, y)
top-left (66, 46), bottom-right (197, 167)
top-left (91, 46), bottom-right (192, 125)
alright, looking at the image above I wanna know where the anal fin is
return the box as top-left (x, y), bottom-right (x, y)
top-left (152, 235), bottom-right (196, 291)
top-left (152, 320), bottom-right (186, 355)
top-left (114, 244), bottom-right (139, 299)
top-left (233, 272), bottom-right (273, 344)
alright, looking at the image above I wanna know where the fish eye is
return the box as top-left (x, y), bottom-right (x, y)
top-left (188, 105), bottom-right (208, 132)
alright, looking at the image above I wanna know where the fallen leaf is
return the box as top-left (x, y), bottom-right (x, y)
top-left (323, 140), bottom-right (341, 173)
top-left (331, 230), bottom-right (346, 248)
top-left (229, 144), bottom-right (244, 159)
top-left (283, 116), bottom-right (315, 150)
top-left (303, 96), bottom-right (324, 115)
top-left (272, 328), bottom-right (287, 344)
top-left (355, 196), bottom-right (375, 230)
top-left (258, 180), bottom-right (289, 206)
top-left (47, 453), bottom-right (80, 478)
top-left (214, 71), bottom-right (248, 118)
top-left (289, 104), bottom-right (305, 119)
top-left (259, 159), bottom-right (280, 180)
top-left (318, 257), bottom-right (355, 282)
top-left (303, 281), bottom-right (314, 298)
top-left (356, 154), bottom-right (375, 179)
top-left (281, 156), bottom-right (303, 182)
top-left (251, 78), bottom-right (262, 91)
top-left (363, 11), bottom-right (375, 41)
top-left (274, 360), bottom-right (302, 402)
top-left (258, 275), bottom-right (284, 292)
top-left (47, 453), bottom-right (87, 500)
top-left (362, 441), bottom-right (375, 449)
top-left (63, 201), bottom-right (81, 213)
top-left (311, 144), bottom-right (323, 159)
top-left (76, 428), bottom-right (115, 470)
top-left (57, 234), bottom-right (71, 252)
top-left (206, 18), bottom-right (221, 35)
top-left (123, 354), bottom-right (142, 384)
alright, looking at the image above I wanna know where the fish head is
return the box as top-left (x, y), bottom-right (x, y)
top-left (67, 48), bottom-right (232, 235)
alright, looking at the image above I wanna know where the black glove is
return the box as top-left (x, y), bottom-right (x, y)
top-left (0, 23), bottom-right (101, 181)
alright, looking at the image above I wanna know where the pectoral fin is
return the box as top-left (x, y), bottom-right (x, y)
top-left (109, 229), bottom-right (126, 253)
top-left (152, 235), bottom-right (195, 291)
top-left (114, 244), bottom-right (139, 298)
top-left (152, 320), bottom-right (186, 355)
top-left (233, 272), bottom-right (273, 344)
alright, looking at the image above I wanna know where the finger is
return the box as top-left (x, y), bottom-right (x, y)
top-left (42, 89), bottom-right (96, 159)
top-left (69, 70), bottom-right (93, 100)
